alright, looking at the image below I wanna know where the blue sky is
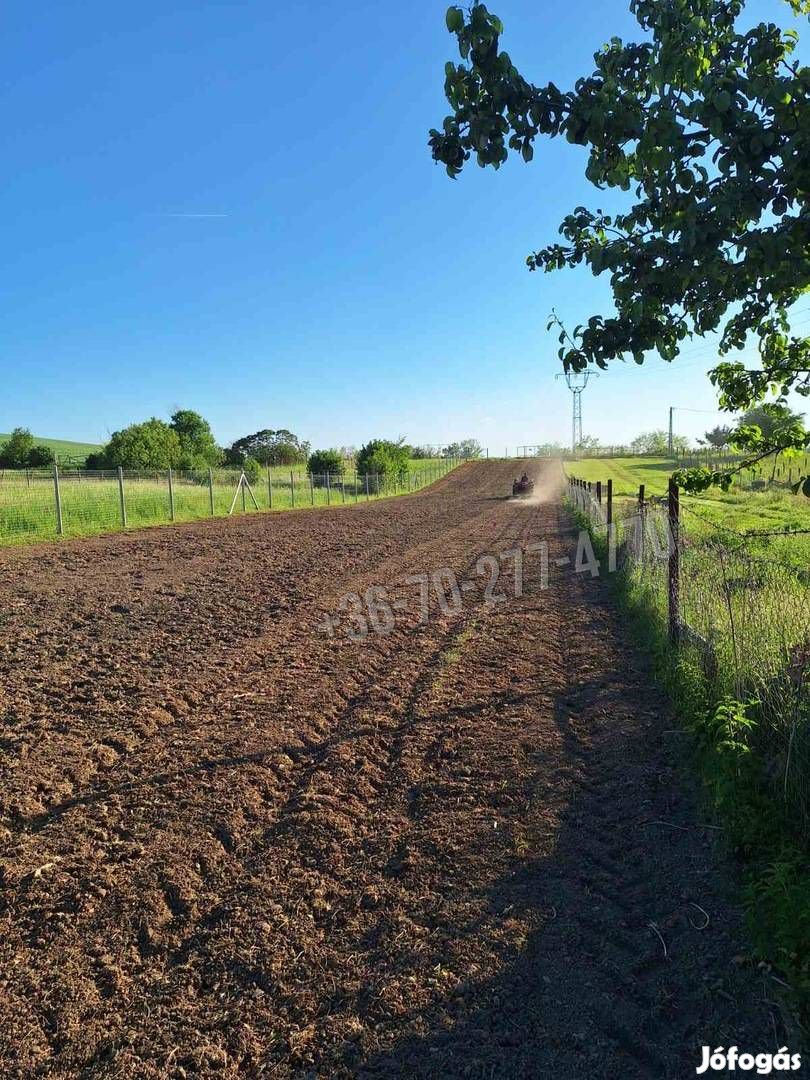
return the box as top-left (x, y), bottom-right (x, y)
top-left (3, 0), bottom-right (807, 452)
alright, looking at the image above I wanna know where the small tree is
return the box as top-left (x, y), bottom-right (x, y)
top-left (630, 430), bottom-right (689, 455)
top-left (28, 445), bottom-right (55, 468)
top-left (574, 435), bottom-right (601, 454)
top-left (307, 449), bottom-right (343, 484)
top-left (170, 409), bottom-right (221, 469)
top-left (356, 439), bottom-right (410, 492)
top-left (226, 429), bottom-right (310, 467)
top-left (443, 438), bottom-right (483, 458)
top-left (704, 425), bottom-right (734, 450)
top-left (241, 456), bottom-right (261, 485)
top-left (0, 428), bottom-right (35, 468)
top-left (736, 402), bottom-right (805, 444)
top-left (104, 419), bottom-right (182, 470)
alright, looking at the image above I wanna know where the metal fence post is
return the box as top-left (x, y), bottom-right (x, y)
top-left (354, 471), bottom-right (358, 503)
top-left (668, 478), bottom-right (680, 642)
top-left (53, 462), bottom-right (64, 535)
top-left (606, 479), bottom-right (613, 527)
top-left (325, 472), bottom-right (331, 506)
top-left (309, 473), bottom-right (314, 506)
top-left (168, 468), bottom-right (175, 521)
top-left (341, 473), bottom-right (345, 503)
top-left (290, 470), bottom-right (296, 508)
top-left (267, 467), bottom-right (273, 509)
top-left (118, 467), bottom-right (127, 527)
top-left (208, 468), bottom-right (215, 515)
top-left (365, 474), bottom-right (370, 501)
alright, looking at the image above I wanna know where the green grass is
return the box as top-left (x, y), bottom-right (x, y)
top-left (0, 433), bottom-right (103, 465)
top-left (0, 459), bottom-right (459, 546)
top-left (567, 455), bottom-right (810, 568)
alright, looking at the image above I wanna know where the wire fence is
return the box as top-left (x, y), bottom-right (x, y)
top-left (567, 476), bottom-right (810, 835)
top-left (0, 460), bottom-right (460, 546)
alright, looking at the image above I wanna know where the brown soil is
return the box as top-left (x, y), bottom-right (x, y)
top-left (0, 461), bottom-right (781, 1078)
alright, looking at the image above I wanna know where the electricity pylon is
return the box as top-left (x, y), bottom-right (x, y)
top-left (557, 370), bottom-right (594, 452)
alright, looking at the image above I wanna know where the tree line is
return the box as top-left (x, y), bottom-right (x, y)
top-left (0, 412), bottom-right (483, 484)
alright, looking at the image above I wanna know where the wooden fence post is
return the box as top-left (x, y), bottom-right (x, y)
top-left (668, 477), bottom-right (680, 642)
top-left (606, 478), bottom-right (613, 526)
top-left (53, 462), bottom-right (64, 535)
top-left (117, 467), bottom-right (127, 527)
top-left (596, 480), bottom-right (602, 506)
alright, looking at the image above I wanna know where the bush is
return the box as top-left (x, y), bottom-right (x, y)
top-left (105, 419), bottom-right (182, 470)
top-left (85, 451), bottom-right (108, 471)
top-left (28, 445), bottom-right (55, 468)
top-left (356, 439), bottom-right (409, 493)
top-left (241, 456), bottom-right (261, 485)
top-left (307, 449), bottom-right (343, 480)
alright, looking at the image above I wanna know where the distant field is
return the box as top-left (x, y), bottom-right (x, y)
top-left (0, 433), bottom-right (102, 465)
top-left (566, 455), bottom-right (810, 568)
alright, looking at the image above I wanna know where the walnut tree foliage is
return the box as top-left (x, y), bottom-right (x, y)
top-left (430, 0), bottom-right (810, 493)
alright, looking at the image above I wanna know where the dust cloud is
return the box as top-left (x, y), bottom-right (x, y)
top-left (508, 458), bottom-right (565, 504)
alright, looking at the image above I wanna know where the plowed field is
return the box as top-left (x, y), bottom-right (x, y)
top-left (0, 461), bottom-right (780, 1077)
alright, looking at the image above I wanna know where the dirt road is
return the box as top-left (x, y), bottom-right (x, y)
top-left (0, 461), bottom-right (780, 1077)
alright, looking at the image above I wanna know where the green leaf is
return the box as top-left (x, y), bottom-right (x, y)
top-left (445, 6), bottom-right (464, 32)
top-left (714, 90), bottom-right (731, 112)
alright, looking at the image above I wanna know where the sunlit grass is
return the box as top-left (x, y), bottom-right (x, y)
top-left (0, 459), bottom-right (458, 546)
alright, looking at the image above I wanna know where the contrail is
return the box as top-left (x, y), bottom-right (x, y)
top-left (158, 212), bottom-right (231, 219)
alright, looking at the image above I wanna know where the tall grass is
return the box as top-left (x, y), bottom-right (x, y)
top-left (0, 459), bottom-right (457, 547)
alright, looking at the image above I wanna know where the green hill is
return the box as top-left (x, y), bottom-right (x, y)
top-left (0, 433), bottom-right (102, 466)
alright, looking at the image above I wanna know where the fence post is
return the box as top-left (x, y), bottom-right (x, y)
top-left (366, 474), bottom-right (370, 501)
top-left (290, 470), bottom-right (295, 508)
top-left (354, 472), bottom-right (358, 503)
top-left (326, 472), bottom-right (331, 506)
top-left (596, 480), bottom-right (602, 506)
top-left (53, 462), bottom-right (64, 535)
top-left (168, 468), bottom-right (175, 521)
top-left (341, 473), bottom-right (346, 503)
top-left (208, 468), bottom-right (215, 515)
top-left (668, 478), bottom-right (680, 642)
top-left (606, 479), bottom-right (613, 526)
top-left (309, 474), bottom-right (314, 506)
top-left (117, 467), bottom-right (127, 527)
top-left (638, 483), bottom-right (645, 511)
top-left (267, 467), bottom-right (273, 509)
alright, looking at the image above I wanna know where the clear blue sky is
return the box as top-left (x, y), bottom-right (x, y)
top-left (3, 0), bottom-right (806, 452)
